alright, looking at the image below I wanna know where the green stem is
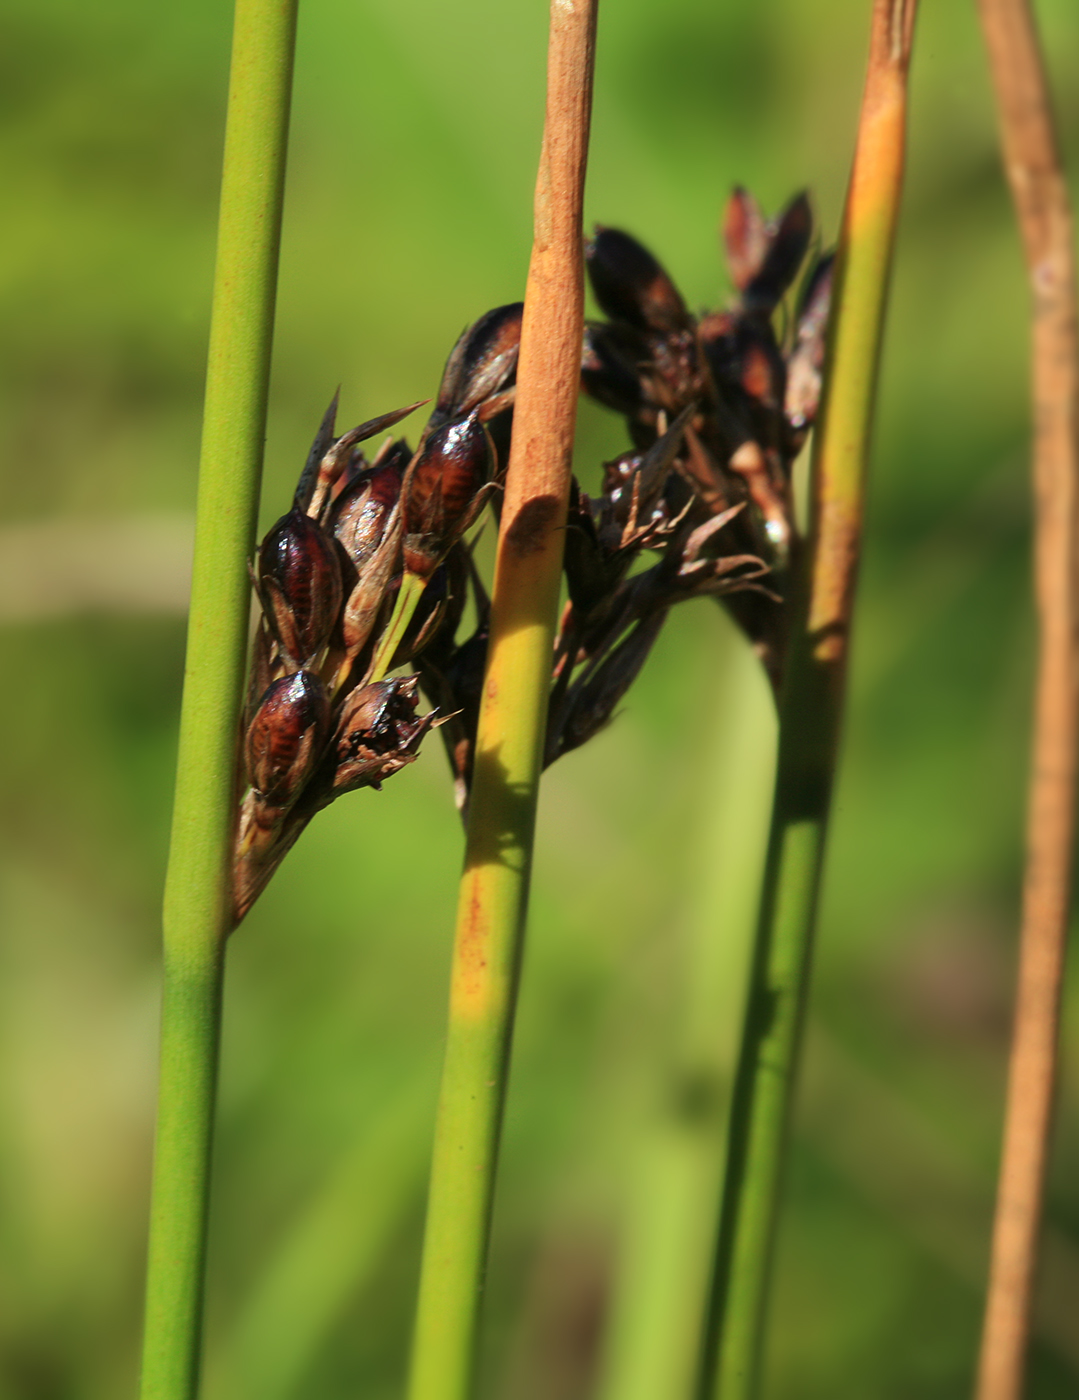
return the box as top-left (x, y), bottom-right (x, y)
top-left (696, 4), bottom-right (917, 1397)
top-left (406, 3), bottom-right (598, 1396)
top-left (368, 570), bottom-right (427, 683)
top-left (139, 3), bottom-right (298, 1397)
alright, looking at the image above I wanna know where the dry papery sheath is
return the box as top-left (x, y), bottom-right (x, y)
top-left (231, 189), bottom-right (831, 922)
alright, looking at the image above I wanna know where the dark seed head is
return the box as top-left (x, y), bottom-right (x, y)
top-left (332, 677), bottom-right (435, 793)
top-left (402, 415), bottom-right (493, 579)
top-left (436, 303), bottom-right (524, 424)
top-left (586, 227), bottom-right (690, 335)
top-left (741, 192), bottom-right (812, 316)
top-left (723, 187), bottom-right (769, 293)
top-left (581, 321), bottom-right (647, 416)
top-left (244, 670), bottom-right (330, 806)
top-left (258, 508), bottom-right (343, 664)
top-left (332, 450), bottom-right (407, 573)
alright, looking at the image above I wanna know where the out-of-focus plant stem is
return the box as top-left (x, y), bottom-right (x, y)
top-left (973, 4), bottom-right (1079, 1398)
top-left (598, 621), bottom-right (776, 1400)
top-left (139, 3), bottom-right (297, 1398)
top-left (405, 3), bottom-right (598, 1398)
top-left (695, 4), bottom-right (918, 1397)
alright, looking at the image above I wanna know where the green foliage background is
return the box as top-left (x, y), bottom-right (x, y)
top-left (1, 0), bottom-right (1078, 1396)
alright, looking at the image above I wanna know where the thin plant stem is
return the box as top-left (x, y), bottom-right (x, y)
top-left (973, 3), bottom-right (1079, 1397)
top-left (405, 3), bottom-right (598, 1397)
top-left (598, 620), bottom-right (777, 1400)
top-left (695, 4), bottom-right (918, 1397)
top-left (139, 3), bottom-right (298, 1397)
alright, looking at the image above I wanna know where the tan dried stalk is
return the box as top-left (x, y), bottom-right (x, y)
top-left (974, 3), bottom-right (1079, 1398)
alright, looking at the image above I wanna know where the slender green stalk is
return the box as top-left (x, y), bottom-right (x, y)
top-left (139, 4), bottom-right (298, 1398)
top-left (406, 4), bottom-right (598, 1398)
top-left (369, 571), bottom-right (427, 682)
top-left (696, 4), bottom-right (918, 1397)
top-left (973, 3), bottom-right (1079, 1397)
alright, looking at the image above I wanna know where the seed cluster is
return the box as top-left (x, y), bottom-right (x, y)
top-left (580, 188), bottom-right (833, 685)
top-left (232, 190), bottom-right (832, 924)
top-left (233, 309), bottom-right (522, 922)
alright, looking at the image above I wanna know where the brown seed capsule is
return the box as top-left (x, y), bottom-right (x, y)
top-left (401, 414), bottom-right (493, 580)
top-left (741, 192), bottom-right (812, 316)
top-left (258, 507), bottom-right (344, 665)
top-left (586, 226), bottom-right (690, 335)
top-left (723, 187), bottom-right (769, 292)
top-left (332, 449), bottom-right (407, 573)
top-left (244, 670), bottom-right (330, 807)
top-left (435, 302), bottom-right (524, 424)
top-left (581, 321), bottom-right (647, 416)
top-left (331, 677), bottom-right (435, 794)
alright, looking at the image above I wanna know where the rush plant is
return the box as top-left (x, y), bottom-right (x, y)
top-left (139, 0), bottom-right (1078, 1396)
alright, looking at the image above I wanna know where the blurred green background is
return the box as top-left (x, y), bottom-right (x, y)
top-left (1, 0), bottom-right (1078, 1396)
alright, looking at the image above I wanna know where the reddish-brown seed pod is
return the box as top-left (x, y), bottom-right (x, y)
top-left (258, 507), bottom-right (344, 665)
top-left (741, 192), bottom-right (812, 316)
top-left (723, 187), bottom-right (769, 293)
top-left (401, 414), bottom-right (493, 579)
top-left (585, 226), bottom-right (690, 335)
top-left (435, 302), bottom-right (524, 423)
top-left (332, 449), bottom-right (408, 573)
top-left (244, 670), bottom-right (330, 806)
top-left (331, 677), bottom-right (435, 793)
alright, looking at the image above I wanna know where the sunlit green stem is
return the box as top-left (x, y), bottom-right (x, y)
top-left (697, 3), bottom-right (918, 1397)
top-left (139, 3), bottom-right (297, 1397)
top-left (406, 3), bottom-right (597, 1396)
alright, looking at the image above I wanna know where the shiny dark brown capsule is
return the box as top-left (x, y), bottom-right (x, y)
top-left (586, 227), bottom-right (690, 335)
top-left (435, 302), bottom-right (524, 424)
top-left (258, 507), bottom-right (343, 665)
top-left (332, 450), bottom-right (407, 573)
top-left (401, 414), bottom-right (493, 579)
top-left (244, 670), bottom-right (331, 806)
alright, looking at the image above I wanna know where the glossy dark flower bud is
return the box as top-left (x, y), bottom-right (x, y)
top-left (435, 303), bottom-right (524, 424)
top-left (331, 677), bottom-right (436, 794)
top-left (244, 670), bottom-right (330, 807)
top-left (258, 507), bottom-right (344, 665)
top-left (741, 192), bottom-right (812, 316)
top-left (332, 448), bottom-right (407, 573)
top-left (586, 227), bottom-right (690, 335)
top-left (401, 414), bottom-right (493, 580)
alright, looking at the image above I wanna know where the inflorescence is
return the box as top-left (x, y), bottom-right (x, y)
top-left (232, 190), bottom-right (833, 924)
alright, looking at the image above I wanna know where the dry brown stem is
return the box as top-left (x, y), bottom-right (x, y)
top-left (974, 3), bottom-right (1079, 1398)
